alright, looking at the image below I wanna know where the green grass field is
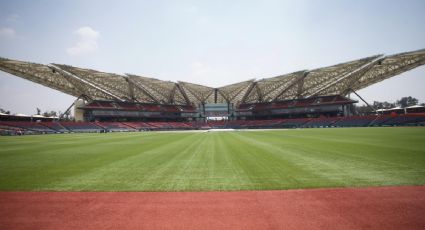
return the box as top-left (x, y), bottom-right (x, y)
top-left (0, 127), bottom-right (424, 192)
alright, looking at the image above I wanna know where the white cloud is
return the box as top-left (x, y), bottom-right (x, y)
top-left (6, 14), bottom-right (20, 22)
top-left (191, 61), bottom-right (211, 76)
top-left (197, 16), bottom-right (209, 25)
top-left (182, 5), bottom-right (198, 14)
top-left (0, 27), bottom-right (16, 39)
top-left (66, 26), bottom-right (100, 56)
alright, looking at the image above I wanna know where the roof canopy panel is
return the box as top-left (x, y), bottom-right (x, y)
top-left (300, 55), bottom-right (382, 98)
top-left (217, 80), bottom-right (254, 105)
top-left (53, 64), bottom-right (132, 101)
top-left (351, 49), bottom-right (425, 92)
top-left (0, 59), bottom-right (81, 97)
top-left (126, 74), bottom-right (188, 105)
top-left (1, 48), bottom-right (424, 106)
top-left (178, 81), bottom-right (215, 105)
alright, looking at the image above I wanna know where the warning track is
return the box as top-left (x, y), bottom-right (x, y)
top-left (1, 186), bottom-right (424, 230)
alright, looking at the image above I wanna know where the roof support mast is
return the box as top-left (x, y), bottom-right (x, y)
top-left (349, 89), bottom-right (377, 114)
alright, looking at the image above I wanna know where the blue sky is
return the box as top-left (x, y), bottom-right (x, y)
top-left (0, 0), bottom-right (424, 114)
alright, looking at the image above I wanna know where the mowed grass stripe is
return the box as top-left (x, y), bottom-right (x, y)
top-left (0, 127), bottom-right (424, 191)
top-left (232, 131), bottom-right (409, 188)
top-left (0, 132), bottom-right (198, 190)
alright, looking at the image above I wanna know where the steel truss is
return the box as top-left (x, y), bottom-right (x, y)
top-left (1, 49), bottom-right (424, 107)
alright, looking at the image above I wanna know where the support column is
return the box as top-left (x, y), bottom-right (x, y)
top-left (74, 99), bottom-right (86, 122)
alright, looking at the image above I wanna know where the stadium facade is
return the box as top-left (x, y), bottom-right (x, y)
top-left (1, 49), bottom-right (425, 122)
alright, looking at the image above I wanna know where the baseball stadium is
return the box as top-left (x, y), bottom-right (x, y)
top-left (1, 48), bottom-right (425, 229)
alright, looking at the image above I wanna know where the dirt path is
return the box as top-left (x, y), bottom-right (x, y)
top-left (1, 186), bottom-right (424, 230)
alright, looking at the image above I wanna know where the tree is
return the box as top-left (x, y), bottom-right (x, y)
top-left (396, 96), bottom-right (418, 108)
top-left (42, 111), bottom-right (57, 117)
top-left (353, 104), bottom-right (373, 115)
top-left (0, 108), bottom-right (11, 114)
top-left (373, 101), bottom-right (394, 110)
top-left (36, 108), bottom-right (41, 115)
top-left (420, 103), bottom-right (425, 107)
top-left (57, 110), bottom-right (73, 121)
